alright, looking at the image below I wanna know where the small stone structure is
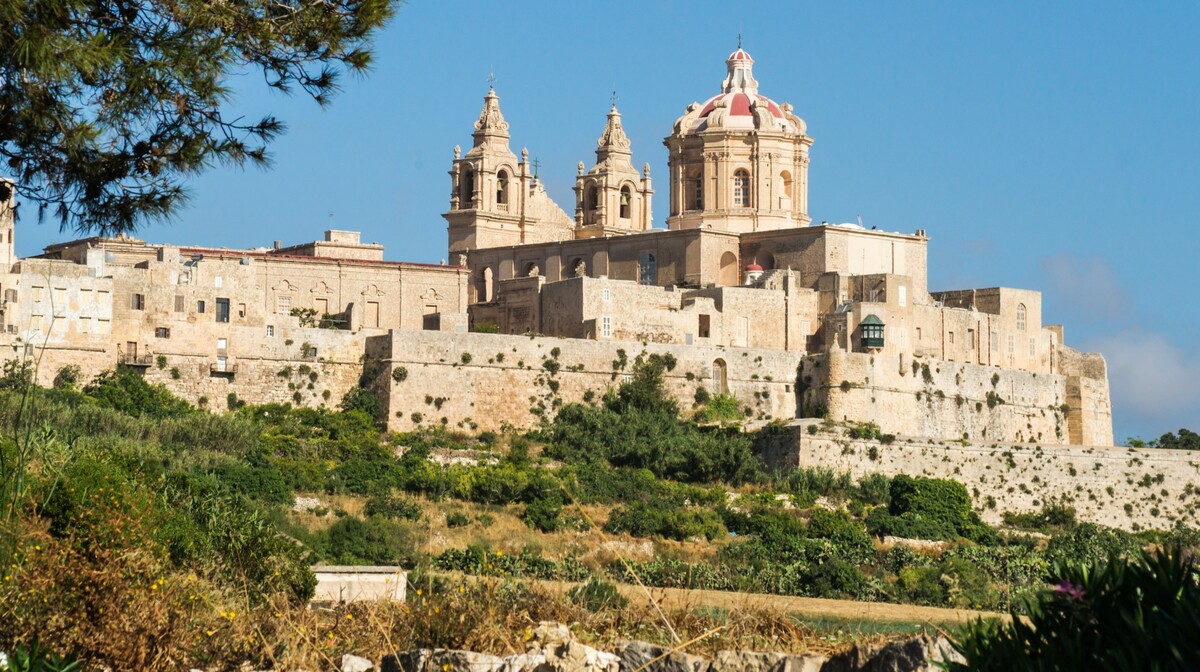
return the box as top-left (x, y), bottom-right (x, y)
top-left (311, 565), bottom-right (406, 605)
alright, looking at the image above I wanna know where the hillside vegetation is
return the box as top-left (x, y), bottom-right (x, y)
top-left (0, 356), bottom-right (1197, 668)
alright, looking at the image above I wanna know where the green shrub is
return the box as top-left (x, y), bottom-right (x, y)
top-left (325, 516), bottom-right (417, 565)
top-left (53, 364), bottom-right (82, 390)
top-left (569, 578), bottom-right (628, 611)
top-left (804, 557), bottom-right (872, 600)
top-left (446, 511), bottom-right (471, 528)
top-left (869, 475), bottom-right (995, 542)
top-left (520, 496), bottom-right (561, 532)
top-left (949, 548), bottom-right (1200, 671)
top-left (694, 394), bottom-right (742, 423)
top-left (363, 493), bottom-right (422, 520)
top-left (805, 508), bottom-right (874, 564)
top-left (605, 502), bottom-right (726, 541)
top-left (83, 367), bottom-right (193, 419)
top-left (340, 386), bottom-right (379, 420)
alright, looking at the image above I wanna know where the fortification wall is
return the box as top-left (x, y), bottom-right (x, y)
top-left (762, 425), bottom-right (1200, 531)
top-left (800, 350), bottom-right (1081, 445)
top-left (376, 331), bottom-right (801, 432)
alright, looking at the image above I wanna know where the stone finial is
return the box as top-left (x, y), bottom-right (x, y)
top-left (577, 161), bottom-right (585, 175)
top-left (642, 163), bottom-right (651, 178)
top-left (596, 105), bottom-right (632, 157)
top-left (521, 147), bottom-right (529, 162)
top-left (453, 144), bottom-right (461, 159)
top-left (472, 88), bottom-right (510, 145)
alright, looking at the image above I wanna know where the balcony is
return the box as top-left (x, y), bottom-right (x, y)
top-left (859, 314), bottom-right (886, 350)
top-left (210, 362), bottom-right (238, 375)
top-left (119, 353), bottom-right (153, 367)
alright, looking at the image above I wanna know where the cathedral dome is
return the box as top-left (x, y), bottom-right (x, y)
top-left (676, 48), bottom-right (801, 134)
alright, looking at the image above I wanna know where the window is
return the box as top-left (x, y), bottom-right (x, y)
top-left (215, 298), bottom-right (230, 323)
top-left (638, 252), bottom-right (656, 286)
top-left (215, 356), bottom-right (228, 373)
top-left (423, 305), bottom-right (439, 331)
top-left (619, 186), bottom-right (631, 218)
top-left (991, 331), bottom-right (998, 351)
top-left (601, 316), bottom-right (612, 338)
top-left (898, 285), bottom-right (907, 308)
top-left (916, 327), bottom-right (922, 341)
top-left (733, 169), bottom-right (751, 207)
top-left (585, 185), bottom-right (599, 212)
top-left (155, 327), bottom-right (170, 339)
top-left (602, 287), bottom-right (610, 302)
top-left (1016, 303), bottom-right (1027, 331)
top-left (968, 329), bottom-right (976, 348)
top-left (3, 289), bottom-right (15, 303)
top-left (1008, 334), bottom-right (1015, 355)
top-left (79, 317), bottom-right (90, 334)
top-left (237, 303), bottom-right (246, 318)
top-left (131, 293), bottom-right (145, 310)
top-left (32, 286), bottom-right (43, 301)
top-left (197, 300), bottom-right (206, 314)
top-left (266, 325), bottom-right (275, 337)
top-left (276, 294), bottom-right (291, 314)
top-left (174, 295), bottom-right (184, 312)
top-left (690, 173), bottom-right (703, 210)
top-left (459, 167), bottom-right (474, 207)
top-left (698, 314), bottom-right (711, 338)
top-left (214, 275), bottom-right (222, 289)
top-left (1029, 338), bottom-right (1036, 357)
top-left (948, 331), bottom-right (955, 344)
top-left (216, 338), bottom-right (228, 353)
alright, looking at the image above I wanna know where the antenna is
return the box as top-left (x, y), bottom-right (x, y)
top-left (857, 214), bottom-right (863, 227)
top-left (531, 157), bottom-right (541, 181)
top-left (738, 29), bottom-right (742, 49)
top-left (488, 66), bottom-right (495, 90)
top-left (611, 86), bottom-right (618, 108)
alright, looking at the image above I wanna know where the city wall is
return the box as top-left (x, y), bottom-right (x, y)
top-left (800, 348), bottom-right (1111, 446)
top-left (759, 425), bottom-right (1200, 532)
top-left (374, 331), bottom-right (802, 432)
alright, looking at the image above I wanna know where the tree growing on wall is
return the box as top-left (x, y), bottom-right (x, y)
top-left (0, 0), bottom-right (398, 235)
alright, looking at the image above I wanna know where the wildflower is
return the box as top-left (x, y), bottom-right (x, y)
top-left (495, 550), bottom-right (503, 557)
top-left (345, 614), bottom-right (353, 620)
top-left (1053, 580), bottom-right (1086, 601)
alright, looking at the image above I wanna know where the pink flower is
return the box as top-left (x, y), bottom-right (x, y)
top-left (1053, 580), bottom-right (1086, 601)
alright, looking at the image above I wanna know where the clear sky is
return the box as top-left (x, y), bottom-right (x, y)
top-left (14, 1), bottom-right (1200, 442)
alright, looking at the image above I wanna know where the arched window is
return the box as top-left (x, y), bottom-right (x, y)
top-left (619, 186), bottom-right (631, 219)
top-left (779, 170), bottom-right (793, 208)
top-left (585, 185), bottom-right (599, 212)
top-left (496, 170), bottom-right (509, 206)
top-left (689, 171), bottom-right (704, 210)
top-left (1016, 303), bottom-right (1027, 331)
top-left (733, 169), bottom-right (751, 207)
top-left (459, 167), bottom-right (474, 208)
top-left (712, 359), bottom-right (728, 394)
top-left (638, 252), bottom-right (656, 286)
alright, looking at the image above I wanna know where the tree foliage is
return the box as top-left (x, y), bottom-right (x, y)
top-left (0, 0), bottom-right (397, 234)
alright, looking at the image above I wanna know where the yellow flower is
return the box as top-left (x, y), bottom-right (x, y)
top-left (345, 614), bottom-right (353, 620)
top-left (495, 550), bottom-right (503, 557)
top-left (416, 589), bottom-right (422, 596)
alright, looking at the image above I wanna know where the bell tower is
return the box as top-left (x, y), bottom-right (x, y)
top-left (573, 104), bottom-right (653, 238)
top-left (445, 86), bottom-right (530, 255)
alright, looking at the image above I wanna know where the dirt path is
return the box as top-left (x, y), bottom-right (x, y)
top-left (435, 573), bottom-right (1002, 626)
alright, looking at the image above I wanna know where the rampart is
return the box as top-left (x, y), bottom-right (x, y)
top-left (759, 425), bottom-right (1200, 531)
top-left (798, 348), bottom-right (1112, 447)
top-left (373, 331), bottom-right (802, 432)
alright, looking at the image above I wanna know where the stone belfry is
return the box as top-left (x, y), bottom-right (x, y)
top-left (664, 47), bottom-right (813, 233)
top-left (573, 104), bottom-right (653, 238)
top-left (445, 87), bottom-right (574, 257)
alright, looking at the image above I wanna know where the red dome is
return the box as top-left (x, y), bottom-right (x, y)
top-left (745, 264), bottom-right (764, 271)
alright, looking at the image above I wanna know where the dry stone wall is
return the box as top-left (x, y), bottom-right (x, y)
top-left (764, 425), bottom-right (1200, 531)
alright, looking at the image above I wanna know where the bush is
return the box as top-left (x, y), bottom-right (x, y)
top-left (605, 502), bottom-right (725, 541)
top-left (949, 548), bottom-right (1200, 671)
top-left (869, 475), bottom-right (995, 542)
top-left (694, 394), bottom-right (742, 423)
top-left (363, 493), bottom-right (422, 520)
top-left (522, 496), bottom-right (563, 532)
top-left (83, 367), bottom-right (193, 419)
top-left (325, 516), bottom-right (417, 565)
top-left (804, 557), bottom-right (872, 600)
top-left (446, 511), bottom-right (471, 528)
top-left (805, 508), bottom-right (874, 564)
top-left (53, 364), bottom-right (82, 390)
top-left (340, 386), bottom-right (379, 420)
top-left (569, 578), bottom-right (628, 611)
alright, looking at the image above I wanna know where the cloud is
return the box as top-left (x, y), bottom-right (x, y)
top-left (1039, 255), bottom-right (1128, 321)
top-left (1086, 330), bottom-right (1200, 438)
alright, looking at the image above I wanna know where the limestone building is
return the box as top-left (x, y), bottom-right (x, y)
top-left (0, 46), bottom-right (1114, 447)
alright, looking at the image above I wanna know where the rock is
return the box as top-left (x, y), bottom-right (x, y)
top-left (502, 651), bottom-right (550, 672)
top-left (293, 496), bottom-right (323, 513)
top-left (780, 654), bottom-right (827, 672)
top-left (342, 653), bottom-right (376, 672)
top-left (711, 651), bottom-right (787, 672)
top-left (819, 636), bottom-right (961, 672)
top-left (382, 649), bottom-right (505, 672)
top-left (532, 621), bottom-right (621, 672)
top-left (614, 641), bottom-right (707, 672)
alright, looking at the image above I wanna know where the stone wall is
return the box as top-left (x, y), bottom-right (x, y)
top-left (375, 331), bottom-right (802, 432)
top-left (762, 425), bottom-right (1200, 531)
top-left (801, 349), bottom-right (1079, 445)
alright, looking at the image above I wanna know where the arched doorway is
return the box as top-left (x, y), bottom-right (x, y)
top-left (711, 359), bottom-right (728, 394)
top-left (718, 251), bottom-right (738, 286)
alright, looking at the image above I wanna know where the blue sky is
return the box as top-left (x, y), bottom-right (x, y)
top-left (15, 2), bottom-right (1200, 441)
